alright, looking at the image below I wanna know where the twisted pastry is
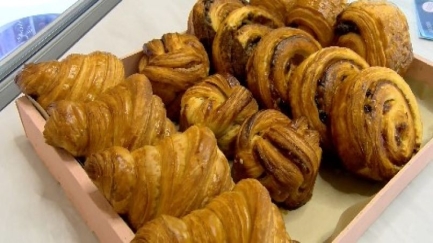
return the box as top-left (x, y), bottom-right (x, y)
top-left (188, 0), bottom-right (246, 52)
top-left (132, 179), bottom-right (293, 243)
top-left (180, 73), bottom-right (259, 158)
top-left (15, 51), bottom-right (124, 110)
top-left (212, 6), bottom-right (284, 82)
top-left (234, 110), bottom-right (322, 209)
top-left (334, 0), bottom-right (413, 75)
top-left (286, 0), bottom-right (347, 47)
top-left (330, 67), bottom-right (422, 181)
top-left (84, 125), bottom-right (234, 231)
top-left (246, 27), bottom-right (321, 111)
top-left (138, 33), bottom-right (210, 120)
top-left (287, 47), bottom-right (369, 151)
top-left (43, 74), bottom-right (176, 157)
top-left (250, 0), bottom-right (296, 24)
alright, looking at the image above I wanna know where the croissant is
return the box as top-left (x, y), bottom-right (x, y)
top-left (212, 6), bottom-right (284, 82)
top-left (43, 74), bottom-right (176, 157)
top-left (233, 109), bottom-right (322, 209)
top-left (84, 125), bottom-right (234, 231)
top-left (330, 67), bottom-right (422, 181)
top-left (188, 0), bottom-right (246, 53)
top-left (285, 0), bottom-right (347, 47)
top-left (334, 0), bottom-right (413, 75)
top-left (287, 47), bottom-right (369, 152)
top-left (250, 0), bottom-right (296, 24)
top-left (132, 179), bottom-right (293, 243)
top-left (180, 73), bottom-right (259, 158)
top-left (15, 51), bottom-right (124, 110)
top-left (246, 27), bottom-right (321, 112)
top-left (138, 32), bottom-right (210, 120)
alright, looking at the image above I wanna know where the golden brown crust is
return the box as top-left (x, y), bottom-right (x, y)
top-left (138, 32), bottom-right (210, 120)
top-left (330, 67), bottom-right (422, 181)
top-left (15, 51), bottom-right (125, 110)
top-left (250, 0), bottom-right (296, 24)
top-left (246, 27), bottom-right (322, 111)
top-left (180, 73), bottom-right (259, 158)
top-left (234, 110), bottom-right (322, 209)
top-left (84, 125), bottom-right (234, 231)
top-left (334, 0), bottom-right (413, 75)
top-left (287, 47), bottom-right (369, 152)
top-left (43, 74), bottom-right (176, 157)
top-left (132, 179), bottom-right (292, 243)
top-left (212, 6), bottom-right (284, 82)
top-left (286, 0), bottom-right (347, 46)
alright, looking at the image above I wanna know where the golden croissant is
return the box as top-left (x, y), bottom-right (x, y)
top-left (334, 0), bottom-right (413, 75)
top-left (250, 0), bottom-right (296, 24)
top-left (234, 109), bottom-right (322, 209)
top-left (43, 74), bottom-right (176, 157)
top-left (138, 32), bottom-right (210, 120)
top-left (180, 73), bottom-right (259, 158)
top-left (84, 125), bottom-right (234, 231)
top-left (246, 27), bottom-right (321, 112)
top-left (287, 47), bottom-right (369, 152)
top-left (132, 179), bottom-right (293, 243)
top-left (15, 51), bottom-right (124, 110)
top-left (212, 6), bottom-right (284, 82)
top-left (330, 67), bottom-right (422, 181)
top-left (286, 0), bottom-right (347, 47)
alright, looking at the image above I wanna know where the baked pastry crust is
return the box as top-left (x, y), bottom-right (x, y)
top-left (84, 125), bottom-right (234, 231)
top-left (334, 0), bottom-right (413, 75)
top-left (246, 27), bottom-right (321, 111)
top-left (138, 32), bottom-right (210, 120)
top-left (330, 67), bottom-right (422, 181)
top-left (43, 74), bottom-right (176, 157)
top-left (132, 179), bottom-right (293, 243)
top-left (15, 51), bottom-right (124, 110)
top-left (234, 109), bottom-right (322, 209)
top-left (250, 0), bottom-right (296, 24)
top-left (180, 73), bottom-right (258, 158)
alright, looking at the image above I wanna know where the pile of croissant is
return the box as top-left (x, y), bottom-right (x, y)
top-left (15, 0), bottom-right (423, 242)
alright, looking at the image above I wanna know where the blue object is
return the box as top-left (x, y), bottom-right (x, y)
top-left (415, 0), bottom-right (433, 40)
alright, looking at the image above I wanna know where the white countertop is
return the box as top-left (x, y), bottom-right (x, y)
top-left (1, 0), bottom-right (433, 242)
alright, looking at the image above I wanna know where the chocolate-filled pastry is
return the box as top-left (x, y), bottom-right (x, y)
top-left (15, 51), bottom-right (124, 110)
top-left (212, 6), bottom-right (284, 82)
top-left (288, 47), bottom-right (369, 151)
top-left (188, 0), bottom-right (246, 52)
top-left (286, 0), bottom-right (347, 47)
top-left (233, 109), bottom-right (322, 209)
top-left (180, 73), bottom-right (259, 158)
top-left (138, 33), bottom-right (210, 120)
top-left (250, 0), bottom-right (296, 24)
top-left (334, 0), bottom-right (413, 75)
top-left (84, 125), bottom-right (234, 231)
top-left (44, 74), bottom-right (176, 157)
top-left (330, 67), bottom-right (422, 181)
top-left (246, 27), bottom-right (321, 111)
top-left (132, 179), bottom-right (293, 243)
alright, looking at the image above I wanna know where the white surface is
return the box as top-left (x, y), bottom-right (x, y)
top-left (0, 0), bottom-right (432, 242)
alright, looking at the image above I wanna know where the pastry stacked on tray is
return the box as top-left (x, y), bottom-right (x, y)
top-left (15, 0), bottom-right (423, 241)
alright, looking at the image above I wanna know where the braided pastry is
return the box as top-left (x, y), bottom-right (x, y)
top-left (132, 179), bottom-right (293, 243)
top-left (138, 33), bottom-right (210, 120)
top-left (286, 0), bottom-right (347, 47)
top-left (334, 0), bottom-right (413, 75)
top-left (250, 0), bottom-right (296, 24)
top-left (180, 73), bottom-right (259, 158)
top-left (43, 74), bottom-right (176, 157)
top-left (188, 0), bottom-right (246, 52)
top-left (330, 67), bottom-right (422, 181)
top-left (246, 27), bottom-right (321, 111)
top-left (234, 109), bottom-right (322, 209)
top-left (212, 6), bottom-right (284, 82)
top-left (84, 125), bottom-right (234, 231)
top-left (15, 51), bottom-right (124, 110)
top-left (287, 47), bottom-right (369, 151)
